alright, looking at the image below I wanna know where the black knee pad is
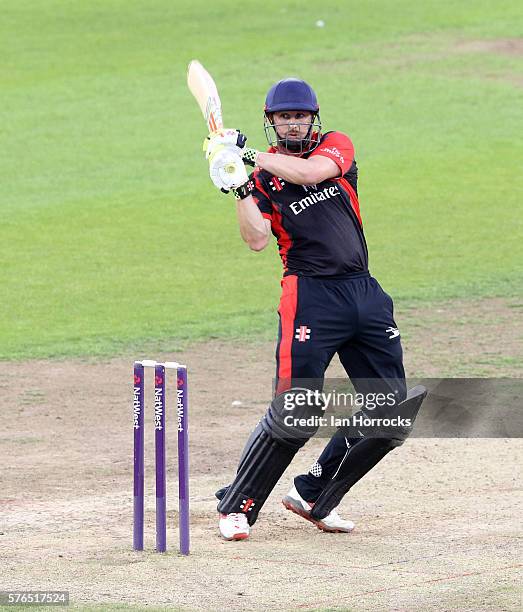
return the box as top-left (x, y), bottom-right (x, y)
top-left (385, 384), bottom-right (427, 445)
top-left (217, 388), bottom-right (325, 525)
top-left (310, 386), bottom-right (427, 520)
top-left (353, 384), bottom-right (427, 444)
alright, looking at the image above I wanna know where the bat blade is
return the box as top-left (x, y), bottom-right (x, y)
top-left (187, 60), bottom-right (223, 133)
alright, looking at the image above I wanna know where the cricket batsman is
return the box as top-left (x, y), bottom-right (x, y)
top-left (204, 78), bottom-right (426, 540)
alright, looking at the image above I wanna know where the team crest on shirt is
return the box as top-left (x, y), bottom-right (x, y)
top-left (295, 325), bottom-right (311, 342)
top-left (269, 177), bottom-right (285, 191)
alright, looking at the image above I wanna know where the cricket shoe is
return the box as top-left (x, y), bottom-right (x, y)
top-left (219, 513), bottom-right (250, 541)
top-left (282, 486), bottom-right (355, 533)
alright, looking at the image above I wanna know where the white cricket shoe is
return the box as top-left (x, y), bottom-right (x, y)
top-left (219, 513), bottom-right (250, 541)
top-left (282, 486), bottom-right (355, 533)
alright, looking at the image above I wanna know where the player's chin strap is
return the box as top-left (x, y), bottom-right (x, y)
top-left (310, 385), bottom-right (428, 521)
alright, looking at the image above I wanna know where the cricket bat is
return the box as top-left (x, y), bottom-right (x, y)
top-left (187, 60), bottom-right (223, 133)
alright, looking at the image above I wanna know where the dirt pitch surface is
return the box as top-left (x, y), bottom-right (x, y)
top-left (1, 298), bottom-right (521, 611)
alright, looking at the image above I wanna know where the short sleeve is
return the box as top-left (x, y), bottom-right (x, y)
top-left (310, 131), bottom-right (355, 175)
top-left (251, 169), bottom-right (272, 220)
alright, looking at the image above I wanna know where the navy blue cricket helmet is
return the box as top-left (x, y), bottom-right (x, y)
top-left (264, 78), bottom-right (320, 113)
top-left (263, 78), bottom-right (321, 154)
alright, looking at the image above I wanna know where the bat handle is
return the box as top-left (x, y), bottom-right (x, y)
top-left (236, 133), bottom-right (247, 148)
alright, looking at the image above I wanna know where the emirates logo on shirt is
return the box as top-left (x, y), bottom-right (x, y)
top-left (290, 185), bottom-right (341, 215)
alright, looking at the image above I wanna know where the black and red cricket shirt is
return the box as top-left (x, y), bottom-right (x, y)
top-left (250, 131), bottom-right (368, 277)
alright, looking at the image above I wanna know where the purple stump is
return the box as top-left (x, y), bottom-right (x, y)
top-left (177, 366), bottom-right (190, 555)
top-left (154, 364), bottom-right (167, 552)
top-left (133, 362), bottom-right (145, 551)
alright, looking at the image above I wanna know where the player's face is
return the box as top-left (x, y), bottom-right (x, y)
top-left (263, 109), bottom-right (321, 155)
top-left (272, 111), bottom-right (313, 142)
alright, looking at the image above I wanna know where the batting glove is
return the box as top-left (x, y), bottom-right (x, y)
top-left (204, 128), bottom-right (247, 160)
top-left (208, 144), bottom-right (249, 193)
top-left (232, 179), bottom-right (255, 200)
top-left (241, 148), bottom-right (259, 167)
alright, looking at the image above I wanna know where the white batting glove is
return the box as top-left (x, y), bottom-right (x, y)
top-left (208, 144), bottom-right (249, 193)
top-left (203, 128), bottom-right (247, 160)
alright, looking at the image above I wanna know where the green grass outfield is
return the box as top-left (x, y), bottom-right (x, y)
top-left (1, 0), bottom-right (521, 359)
